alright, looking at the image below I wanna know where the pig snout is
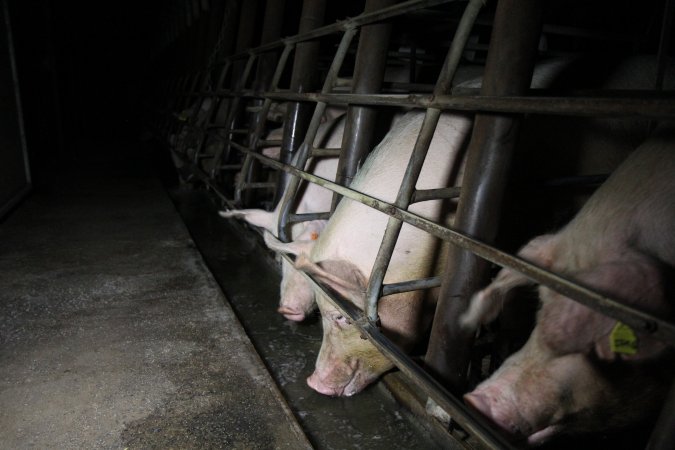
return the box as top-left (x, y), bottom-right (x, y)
top-left (306, 357), bottom-right (365, 397)
top-left (464, 388), bottom-right (532, 440)
top-left (277, 305), bottom-right (306, 322)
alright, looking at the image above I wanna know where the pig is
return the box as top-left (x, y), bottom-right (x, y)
top-left (288, 110), bottom-right (472, 396)
top-left (219, 112), bottom-right (345, 321)
top-left (460, 125), bottom-right (675, 445)
top-left (286, 59), bottom-right (583, 397)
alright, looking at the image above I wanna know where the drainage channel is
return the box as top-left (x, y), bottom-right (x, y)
top-left (168, 186), bottom-right (457, 450)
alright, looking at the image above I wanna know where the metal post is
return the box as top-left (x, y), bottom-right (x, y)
top-left (274, 0), bottom-right (327, 204)
top-left (425, 0), bottom-right (544, 393)
top-left (331, 0), bottom-right (396, 210)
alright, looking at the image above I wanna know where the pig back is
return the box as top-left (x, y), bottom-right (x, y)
top-left (311, 111), bottom-right (471, 282)
top-left (557, 125), bottom-right (675, 270)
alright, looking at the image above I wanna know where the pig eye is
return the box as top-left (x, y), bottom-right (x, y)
top-left (333, 314), bottom-right (352, 327)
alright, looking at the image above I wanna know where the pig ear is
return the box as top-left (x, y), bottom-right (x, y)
top-left (295, 255), bottom-right (367, 306)
top-left (460, 234), bottom-right (558, 330)
top-left (219, 209), bottom-right (277, 233)
top-left (538, 255), bottom-right (669, 361)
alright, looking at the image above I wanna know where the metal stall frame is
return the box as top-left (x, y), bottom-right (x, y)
top-left (153, 0), bottom-right (675, 448)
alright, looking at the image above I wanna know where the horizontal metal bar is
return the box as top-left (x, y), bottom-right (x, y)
top-left (238, 149), bottom-right (675, 345)
top-left (221, 0), bottom-right (459, 62)
top-left (411, 187), bottom-right (461, 203)
top-left (265, 92), bottom-right (675, 119)
top-left (241, 182), bottom-right (276, 189)
top-left (382, 276), bottom-right (441, 296)
top-left (276, 251), bottom-right (516, 450)
top-left (288, 212), bottom-right (333, 223)
top-left (311, 147), bottom-right (342, 157)
top-left (220, 164), bottom-right (242, 170)
top-left (230, 128), bottom-right (249, 134)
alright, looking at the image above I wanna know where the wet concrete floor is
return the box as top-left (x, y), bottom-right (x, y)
top-left (170, 187), bottom-right (454, 450)
top-left (0, 155), bottom-right (310, 449)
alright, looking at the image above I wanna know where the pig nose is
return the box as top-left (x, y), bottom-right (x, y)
top-left (307, 373), bottom-right (342, 396)
top-left (464, 392), bottom-right (523, 439)
top-left (277, 306), bottom-right (305, 322)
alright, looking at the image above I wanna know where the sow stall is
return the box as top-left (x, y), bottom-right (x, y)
top-left (149, 0), bottom-right (675, 448)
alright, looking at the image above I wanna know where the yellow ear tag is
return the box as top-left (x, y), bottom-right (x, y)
top-left (609, 322), bottom-right (638, 355)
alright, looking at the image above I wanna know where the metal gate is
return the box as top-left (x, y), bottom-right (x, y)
top-left (147, 1), bottom-right (675, 448)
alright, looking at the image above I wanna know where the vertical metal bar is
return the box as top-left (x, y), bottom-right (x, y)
top-left (331, 0), bottom-right (396, 211)
top-left (241, 0), bottom-right (288, 205)
top-left (209, 53), bottom-right (257, 178)
top-left (235, 43), bottom-right (294, 202)
top-left (646, 378), bottom-right (675, 450)
top-left (364, 0), bottom-right (485, 324)
top-left (277, 27), bottom-right (358, 242)
top-left (425, 0), bottom-right (544, 392)
top-left (274, 0), bottom-right (328, 204)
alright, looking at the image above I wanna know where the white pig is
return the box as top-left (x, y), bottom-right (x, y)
top-left (460, 125), bottom-right (675, 445)
top-left (220, 112), bottom-right (345, 321)
top-left (288, 59), bottom-right (581, 397)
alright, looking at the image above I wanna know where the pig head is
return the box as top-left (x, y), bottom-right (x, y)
top-left (461, 128), bottom-right (675, 445)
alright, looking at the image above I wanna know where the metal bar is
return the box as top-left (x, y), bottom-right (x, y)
top-left (426, 0), bottom-right (545, 392)
top-left (275, 0), bottom-right (328, 206)
top-left (219, 0), bottom-right (459, 62)
top-left (310, 148), bottom-right (342, 157)
top-left (209, 52), bottom-right (257, 178)
top-left (365, 0), bottom-right (484, 324)
top-left (289, 212), bottom-right (332, 222)
top-left (264, 92), bottom-right (675, 119)
top-left (240, 0), bottom-right (287, 206)
top-left (382, 277), bottom-right (441, 296)
top-left (332, 0), bottom-right (397, 210)
top-left (411, 187), bottom-right (461, 203)
top-left (233, 141), bottom-right (675, 346)
top-left (277, 27), bottom-right (358, 242)
top-left (235, 42), bottom-right (295, 203)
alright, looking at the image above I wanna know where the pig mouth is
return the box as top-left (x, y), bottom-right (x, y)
top-left (307, 361), bottom-right (371, 397)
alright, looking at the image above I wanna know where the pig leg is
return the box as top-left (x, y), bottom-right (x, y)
top-left (218, 209), bottom-right (277, 233)
top-left (461, 234), bottom-right (559, 329)
top-left (263, 220), bottom-right (325, 257)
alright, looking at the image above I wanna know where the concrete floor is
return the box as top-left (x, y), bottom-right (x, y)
top-left (0, 151), bottom-right (311, 449)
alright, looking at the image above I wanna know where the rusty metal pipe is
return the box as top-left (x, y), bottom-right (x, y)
top-left (425, 0), bottom-right (544, 393)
